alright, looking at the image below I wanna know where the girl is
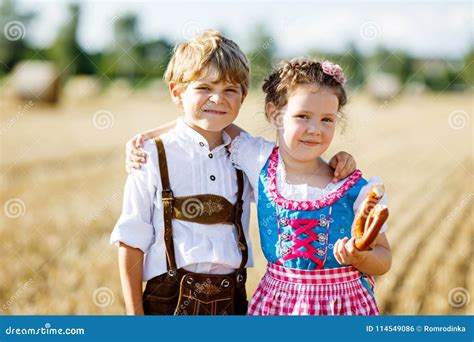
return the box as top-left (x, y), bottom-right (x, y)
top-left (230, 58), bottom-right (392, 315)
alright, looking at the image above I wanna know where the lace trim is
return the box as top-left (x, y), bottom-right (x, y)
top-left (267, 147), bottom-right (362, 210)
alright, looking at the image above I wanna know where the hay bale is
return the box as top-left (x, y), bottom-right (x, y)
top-left (106, 78), bottom-right (132, 98)
top-left (366, 73), bottom-right (401, 101)
top-left (11, 61), bottom-right (60, 103)
top-left (62, 75), bottom-right (102, 103)
top-left (405, 82), bottom-right (426, 96)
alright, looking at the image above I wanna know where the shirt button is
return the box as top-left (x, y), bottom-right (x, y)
top-left (210, 175), bottom-right (216, 181)
top-left (208, 153), bottom-right (213, 159)
top-left (199, 142), bottom-right (205, 147)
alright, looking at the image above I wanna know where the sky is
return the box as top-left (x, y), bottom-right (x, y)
top-left (14, 0), bottom-right (474, 59)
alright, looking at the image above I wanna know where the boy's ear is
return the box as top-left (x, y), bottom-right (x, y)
top-left (240, 92), bottom-right (247, 104)
top-left (169, 82), bottom-right (183, 107)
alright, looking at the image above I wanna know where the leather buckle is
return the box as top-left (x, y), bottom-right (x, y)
top-left (162, 189), bottom-right (174, 200)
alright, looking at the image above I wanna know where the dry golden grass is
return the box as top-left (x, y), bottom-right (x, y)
top-left (0, 88), bottom-right (472, 314)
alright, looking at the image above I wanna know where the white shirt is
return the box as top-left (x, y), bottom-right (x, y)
top-left (230, 132), bottom-right (388, 232)
top-left (110, 117), bottom-right (254, 280)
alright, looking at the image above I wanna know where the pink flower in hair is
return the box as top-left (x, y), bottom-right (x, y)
top-left (321, 61), bottom-right (347, 85)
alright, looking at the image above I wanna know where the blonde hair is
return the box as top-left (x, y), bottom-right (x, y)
top-left (164, 30), bottom-right (250, 96)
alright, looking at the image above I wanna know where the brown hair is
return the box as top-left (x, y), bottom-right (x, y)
top-left (164, 30), bottom-right (250, 96)
top-left (262, 57), bottom-right (347, 117)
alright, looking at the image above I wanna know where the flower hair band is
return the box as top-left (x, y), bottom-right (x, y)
top-left (321, 61), bottom-right (347, 85)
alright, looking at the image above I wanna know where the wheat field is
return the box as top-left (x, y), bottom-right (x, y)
top-left (0, 88), bottom-right (472, 315)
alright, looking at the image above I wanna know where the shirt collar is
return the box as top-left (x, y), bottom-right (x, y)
top-left (175, 116), bottom-right (231, 153)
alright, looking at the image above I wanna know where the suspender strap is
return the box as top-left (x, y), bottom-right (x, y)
top-left (234, 169), bottom-right (248, 278)
top-left (154, 137), bottom-right (178, 274)
top-left (155, 137), bottom-right (248, 282)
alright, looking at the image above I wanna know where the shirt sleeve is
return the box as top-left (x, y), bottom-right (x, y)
top-left (229, 132), bottom-right (275, 190)
top-left (110, 140), bottom-right (160, 253)
top-left (353, 176), bottom-right (389, 233)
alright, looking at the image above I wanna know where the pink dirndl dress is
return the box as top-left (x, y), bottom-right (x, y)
top-left (247, 147), bottom-right (381, 316)
top-left (248, 262), bottom-right (379, 315)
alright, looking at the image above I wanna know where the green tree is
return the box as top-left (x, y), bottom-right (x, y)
top-left (340, 43), bottom-right (365, 87)
top-left (247, 24), bottom-right (276, 88)
top-left (136, 38), bottom-right (173, 79)
top-left (0, 0), bottom-right (34, 74)
top-left (47, 4), bottom-right (97, 75)
top-left (100, 14), bottom-right (142, 79)
top-left (462, 48), bottom-right (473, 88)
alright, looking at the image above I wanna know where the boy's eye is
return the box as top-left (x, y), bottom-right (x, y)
top-left (295, 114), bottom-right (309, 119)
top-left (225, 88), bottom-right (237, 92)
top-left (322, 117), bottom-right (334, 123)
top-left (196, 86), bottom-right (210, 90)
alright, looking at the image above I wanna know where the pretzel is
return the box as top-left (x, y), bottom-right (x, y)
top-left (351, 184), bottom-right (389, 251)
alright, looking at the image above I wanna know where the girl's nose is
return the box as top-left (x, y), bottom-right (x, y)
top-left (307, 124), bottom-right (322, 135)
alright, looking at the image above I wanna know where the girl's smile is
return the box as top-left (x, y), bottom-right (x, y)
top-left (299, 139), bottom-right (322, 147)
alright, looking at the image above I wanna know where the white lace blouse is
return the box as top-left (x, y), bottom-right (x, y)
top-left (230, 132), bottom-right (388, 233)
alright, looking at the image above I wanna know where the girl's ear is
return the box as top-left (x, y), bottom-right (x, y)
top-left (266, 102), bottom-right (281, 130)
top-left (169, 82), bottom-right (183, 108)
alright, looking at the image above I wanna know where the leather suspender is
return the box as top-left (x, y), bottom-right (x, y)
top-left (155, 137), bottom-right (178, 275)
top-left (154, 137), bottom-right (248, 282)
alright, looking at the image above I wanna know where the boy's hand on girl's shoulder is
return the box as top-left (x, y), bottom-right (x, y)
top-left (328, 151), bottom-right (356, 183)
top-left (125, 134), bottom-right (148, 173)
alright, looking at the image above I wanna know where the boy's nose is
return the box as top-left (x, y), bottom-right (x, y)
top-left (209, 93), bottom-right (223, 103)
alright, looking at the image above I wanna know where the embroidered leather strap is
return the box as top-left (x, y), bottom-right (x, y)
top-left (173, 194), bottom-right (235, 224)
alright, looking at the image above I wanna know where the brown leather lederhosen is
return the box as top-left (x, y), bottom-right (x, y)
top-left (142, 137), bottom-right (249, 315)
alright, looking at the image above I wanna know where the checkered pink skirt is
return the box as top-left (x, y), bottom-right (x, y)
top-left (248, 262), bottom-right (380, 315)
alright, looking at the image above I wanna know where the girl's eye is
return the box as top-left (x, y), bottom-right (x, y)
top-left (197, 86), bottom-right (210, 90)
top-left (322, 118), bottom-right (334, 123)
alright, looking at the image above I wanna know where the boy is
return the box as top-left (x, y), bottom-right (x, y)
top-left (111, 30), bottom-right (356, 315)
